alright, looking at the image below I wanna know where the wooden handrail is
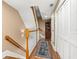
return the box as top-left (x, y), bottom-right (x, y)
top-left (5, 35), bottom-right (26, 52)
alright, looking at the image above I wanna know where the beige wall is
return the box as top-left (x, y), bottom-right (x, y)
top-left (2, 2), bottom-right (26, 56)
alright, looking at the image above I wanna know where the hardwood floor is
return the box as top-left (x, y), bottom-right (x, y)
top-left (29, 39), bottom-right (60, 59)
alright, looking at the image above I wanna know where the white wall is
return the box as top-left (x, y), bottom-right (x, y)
top-left (51, 14), bottom-right (55, 45)
top-left (53, 0), bottom-right (77, 59)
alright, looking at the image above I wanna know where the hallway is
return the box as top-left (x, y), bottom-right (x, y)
top-left (2, 0), bottom-right (77, 59)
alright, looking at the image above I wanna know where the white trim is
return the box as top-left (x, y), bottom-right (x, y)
top-left (2, 50), bottom-right (25, 59)
top-left (51, 43), bottom-right (57, 51)
top-left (56, 0), bottom-right (67, 13)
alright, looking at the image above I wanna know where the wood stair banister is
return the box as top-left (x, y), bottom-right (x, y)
top-left (5, 35), bottom-right (26, 52)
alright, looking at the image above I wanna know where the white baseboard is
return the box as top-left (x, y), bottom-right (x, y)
top-left (2, 50), bottom-right (25, 59)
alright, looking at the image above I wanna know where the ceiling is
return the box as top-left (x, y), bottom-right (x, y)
top-left (3, 0), bottom-right (58, 29)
